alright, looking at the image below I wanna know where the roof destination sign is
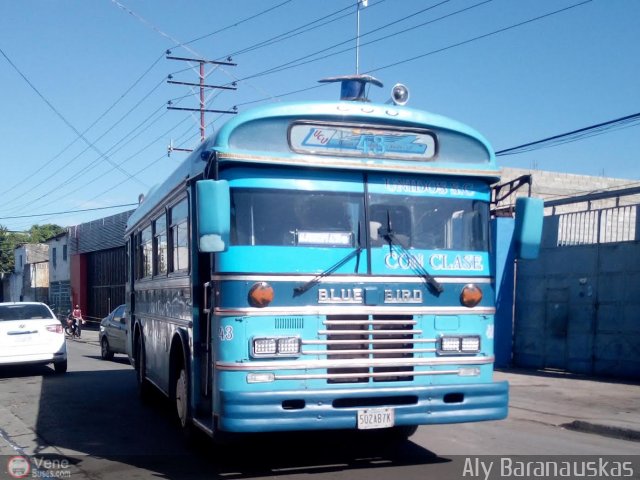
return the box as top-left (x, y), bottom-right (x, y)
top-left (289, 122), bottom-right (437, 161)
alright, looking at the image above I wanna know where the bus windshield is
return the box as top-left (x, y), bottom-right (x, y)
top-left (231, 189), bottom-right (363, 247)
top-left (368, 194), bottom-right (489, 251)
top-left (231, 188), bottom-right (489, 252)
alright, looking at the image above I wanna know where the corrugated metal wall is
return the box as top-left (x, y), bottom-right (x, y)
top-left (70, 210), bottom-right (134, 255)
top-left (86, 247), bottom-right (126, 322)
top-left (68, 210), bottom-right (133, 323)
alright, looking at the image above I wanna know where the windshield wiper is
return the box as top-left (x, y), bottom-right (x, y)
top-left (379, 211), bottom-right (444, 295)
top-left (294, 223), bottom-right (363, 297)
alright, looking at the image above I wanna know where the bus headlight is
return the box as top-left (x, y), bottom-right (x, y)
top-left (438, 335), bottom-right (481, 355)
top-left (252, 336), bottom-right (301, 357)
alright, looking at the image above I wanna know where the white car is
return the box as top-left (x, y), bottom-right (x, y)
top-left (0, 302), bottom-right (67, 374)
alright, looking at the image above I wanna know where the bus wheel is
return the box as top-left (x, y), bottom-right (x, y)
top-left (175, 367), bottom-right (189, 429)
top-left (136, 335), bottom-right (152, 402)
top-left (174, 364), bottom-right (198, 444)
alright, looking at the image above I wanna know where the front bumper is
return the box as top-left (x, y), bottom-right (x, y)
top-left (217, 381), bottom-right (508, 432)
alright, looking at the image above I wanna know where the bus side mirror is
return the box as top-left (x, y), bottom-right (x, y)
top-left (513, 197), bottom-right (544, 259)
top-left (196, 179), bottom-right (230, 253)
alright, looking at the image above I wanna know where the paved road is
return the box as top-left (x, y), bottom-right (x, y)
top-left (0, 332), bottom-right (638, 479)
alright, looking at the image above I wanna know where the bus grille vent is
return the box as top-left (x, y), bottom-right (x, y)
top-left (325, 314), bottom-right (415, 384)
top-left (275, 317), bottom-right (304, 329)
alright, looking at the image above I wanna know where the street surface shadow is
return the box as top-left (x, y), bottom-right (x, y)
top-left (33, 367), bottom-right (449, 479)
top-left (83, 355), bottom-right (131, 365)
top-left (0, 364), bottom-right (56, 379)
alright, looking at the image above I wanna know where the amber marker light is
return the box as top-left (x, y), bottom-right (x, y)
top-left (248, 282), bottom-right (274, 308)
top-left (460, 284), bottom-right (483, 308)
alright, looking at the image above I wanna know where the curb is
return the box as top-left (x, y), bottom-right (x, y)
top-left (563, 420), bottom-right (640, 443)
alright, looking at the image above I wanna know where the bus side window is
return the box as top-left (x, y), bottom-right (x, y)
top-left (447, 209), bottom-right (485, 251)
top-left (169, 198), bottom-right (189, 272)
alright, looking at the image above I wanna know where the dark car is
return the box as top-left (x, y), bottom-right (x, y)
top-left (99, 304), bottom-right (127, 360)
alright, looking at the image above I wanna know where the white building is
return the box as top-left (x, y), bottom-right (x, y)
top-left (47, 231), bottom-right (71, 316)
top-left (9, 244), bottom-right (49, 303)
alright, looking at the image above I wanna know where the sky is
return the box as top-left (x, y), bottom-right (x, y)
top-left (0, 0), bottom-right (638, 232)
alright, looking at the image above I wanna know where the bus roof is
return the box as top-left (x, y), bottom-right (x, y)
top-left (212, 100), bottom-right (499, 179)
top-left (126, 100), bottom-right (499, 233)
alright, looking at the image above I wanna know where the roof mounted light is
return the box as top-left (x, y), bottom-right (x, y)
top-left (390, 83), bottom-right (409, 106)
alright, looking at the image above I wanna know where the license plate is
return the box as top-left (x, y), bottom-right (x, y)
top-left (357, 408), bottom-right (395, 430)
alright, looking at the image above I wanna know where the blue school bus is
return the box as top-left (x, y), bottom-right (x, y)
top-left (125, 75), bottom-right (543, 441)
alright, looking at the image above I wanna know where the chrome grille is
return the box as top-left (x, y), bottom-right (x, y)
top-left (323, 314), bottom-right (417, 383)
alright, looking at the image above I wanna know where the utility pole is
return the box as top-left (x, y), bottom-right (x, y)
top-left (355, 0), bottom-right (368, 74)
top-left (166, 51), bottom-right (238, 152)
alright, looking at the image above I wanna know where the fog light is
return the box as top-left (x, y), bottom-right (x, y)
top-left (461, 336), bottom-right (481, 352)
top-left (253, 338), bottom-right (277, 355)
top-left (439, 335), bottom-right (481, 355)
top-left (252, 336), bottom-right (301, 357)
top-left (277, 337), bottom-right (300, 355)
top-left (441, 337), bottom-right (461, 352)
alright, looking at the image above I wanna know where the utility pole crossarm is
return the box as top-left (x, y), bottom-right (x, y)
top-left (167, 80), bottom-right (237, 90)
top-left (167, 106), bottom-right (237, 114)
top-left (166, 55), bottom-right (236, 66)
top-left (165, 52), bottom-right (237, 142)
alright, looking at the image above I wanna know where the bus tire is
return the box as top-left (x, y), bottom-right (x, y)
top-left (135, 333), bottom-right (153, 402)
top-left (173, 361), bottom-right (197, 444)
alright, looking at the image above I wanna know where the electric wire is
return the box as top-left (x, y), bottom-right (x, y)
top-left (1, 77), bottom-right (168, 214)
top-left (238, 0), bottom-right (458, 82)
top-left (179, 0), bottom-right (296, 47)
top-left (0, 46), bottom-right (146, 188)
top-left (365, 0), bottom-right (593, 75)
top-left (0, 52), bottom-right (165, 202)
top-left (0, 204), bottom-right (138, 221)
top-left (233, 0), bottom-right (591, 107)
top-left (496, 112), bottom-right (640, 156)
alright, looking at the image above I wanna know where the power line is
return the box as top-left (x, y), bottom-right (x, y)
top-left (218, 1), bottom-right (375, 61)
top-left (496, 112), bottom-right (640, 156)
top-left (0, 203), bottom-right (138, 221)
top-left (365, 0), bottom-right (593, 75)
top-left (0, 53), bottom-right (166, 203)
top-left (234, 0), bottom-right (458, 83)
top-left (232, 0), bottom-right (592, 107)
top-left (179, 0), bottom-right (297, 47)
top-left (0, 46), bottom-right (147, 188)
top-left (1, 77), bottom-right (168, 215)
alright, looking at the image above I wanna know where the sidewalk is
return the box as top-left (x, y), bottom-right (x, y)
top-left (496, 368), bottom-right (640, 442)
top-left (72, 331), bottom-right (640, 442)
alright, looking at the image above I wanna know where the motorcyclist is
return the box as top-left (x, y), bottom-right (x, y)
top-left (71, 304), bottom-right (84, 338)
